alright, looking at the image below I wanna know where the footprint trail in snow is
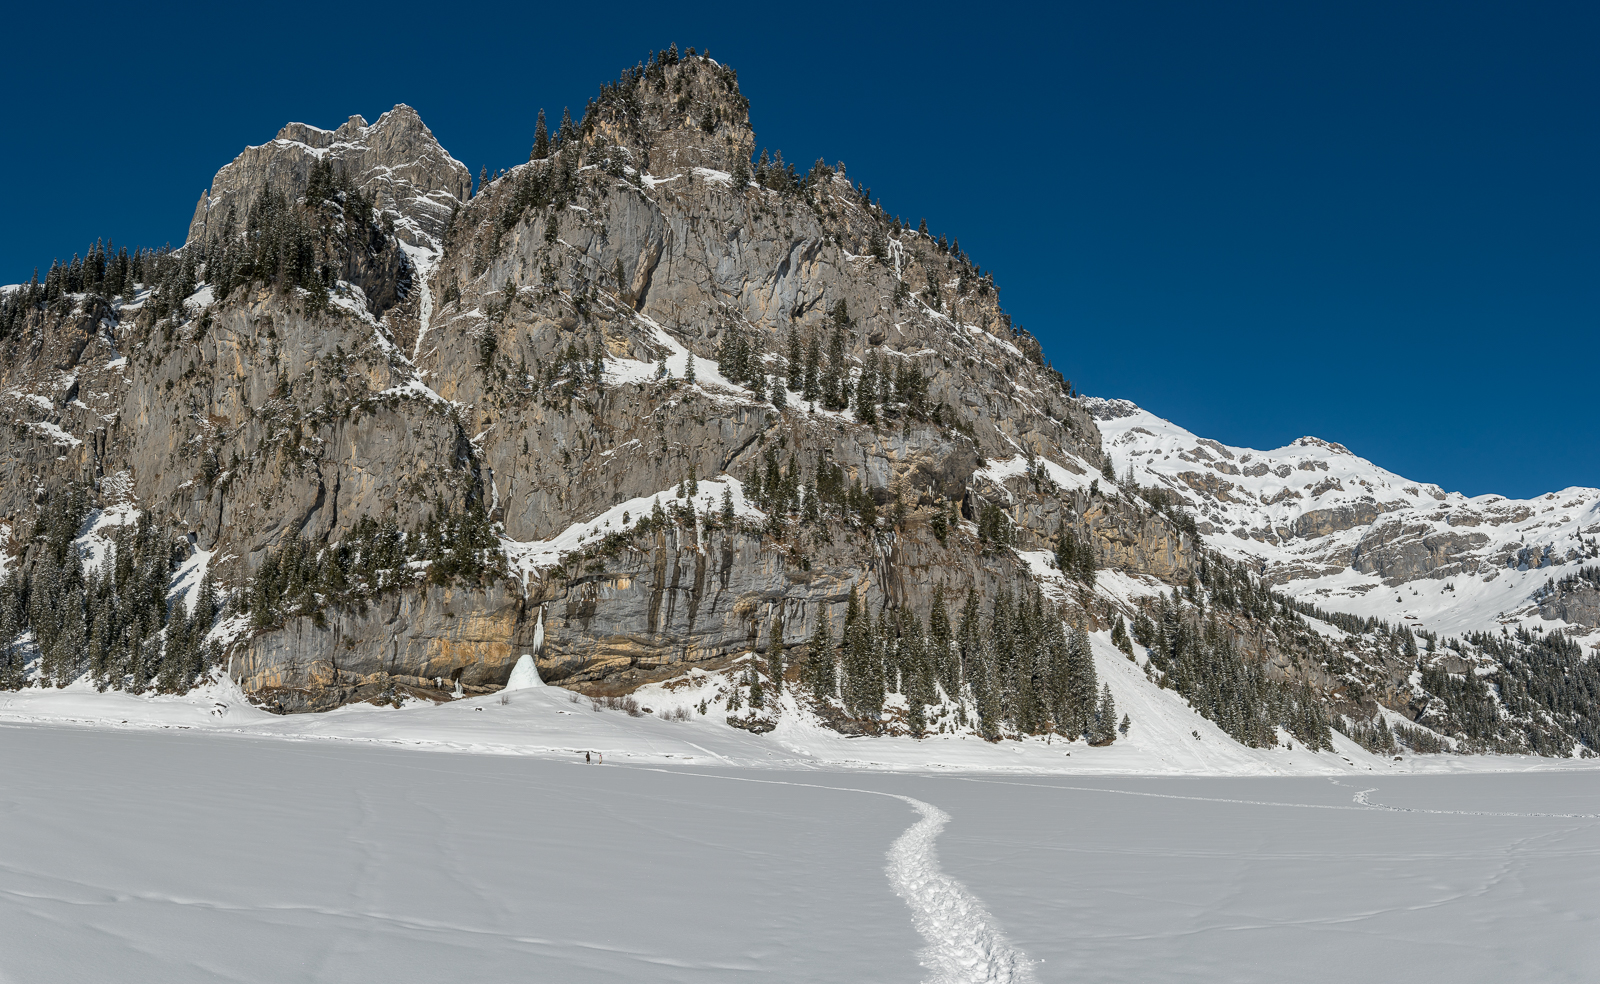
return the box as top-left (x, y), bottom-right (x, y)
top-left (885, 795), bottom-right (1038, 984)
top-left (638, 769), bottom-right (1036, 983)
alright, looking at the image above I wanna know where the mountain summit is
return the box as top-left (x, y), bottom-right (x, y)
top-left (188, 105), bottom-right (471, 249)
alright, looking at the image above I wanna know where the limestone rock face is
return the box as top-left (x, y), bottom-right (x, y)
top-left (0, 54), bottom-right (1199, 712)
top-left (1350, 520), bottom-right (1491, 583)
top-left (1538, 582), bottom-right (1600, 627)
top-left (1084, 499), bottom-right (1192, 581)
top-left (238, 582), bottom-right (527, 696)
top-left (580, 54), bottom-right (755, 174)
top-left (525, 524), bottom-right (1038, 686)
top-left (1294, 504), bottom-right (1380, 539)
top-left (186, 105), bottom-right (470, 248)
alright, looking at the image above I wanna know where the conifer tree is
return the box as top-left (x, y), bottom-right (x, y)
top-left (0, 574), bottom-right (24, 689)
top-left (854, 368), bottom-right (877, 424)
top-left (767, 612), bottom-right (785, 694)
top-left (786, 325), bottom-right (803, 390)
top-left (802, 331), bottom-right (822, 402)
top-left (973, 640), bottom-right (1003, 739)
top-left (1091, 684), bottom-right (1117, 744)
top-left (957, 588), bottom-right (982, 692)
top-left (1067, 623), bottom-right (1098, 736)
top-left (822, 329), bottom-right (844, 409)
top-left (929, 585), bottom-right (956, 697)
top-left (841, 586), bottom-right (863, 708)
top-left (1110, 614), bottom-right (1133, 656)
top-left (1373, 713), bottom-right (1394, 753)
top-left (806, 606), bottom-right (836, 697)
top-left (532, 109), bottom-right (549, 160)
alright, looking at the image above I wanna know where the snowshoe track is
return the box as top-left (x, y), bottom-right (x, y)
top-left (638, 769), bottom-right (1035, 983)
top-left (885, 794), bottom-right (1038, 984)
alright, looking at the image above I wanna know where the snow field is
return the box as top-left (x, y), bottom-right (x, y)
top-left (650, 768), bottom-right (1039, 984)
top-left (0, 727), bottom-right (925, 984)
top-left (4, 725), bottom-right (1598, 983)
top-left (911, 772), bottom-right (1600, 983)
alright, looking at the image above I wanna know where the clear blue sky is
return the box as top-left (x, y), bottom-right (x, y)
top-left (3, 2), bottom-right (1594, 499)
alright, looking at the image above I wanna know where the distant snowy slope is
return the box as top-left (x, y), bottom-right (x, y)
top-left (0, 637), bottom-right (1519, 778)
top-left (1085, 397), bottom-right (1600, 642)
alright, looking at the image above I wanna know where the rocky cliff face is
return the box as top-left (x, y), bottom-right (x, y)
top-left (1536, 570), bottom-right (1600, 628)
top-left (1, 53), bottom-right (1192, 710)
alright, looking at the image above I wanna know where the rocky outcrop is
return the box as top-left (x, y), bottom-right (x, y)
top-left (1350, 519), bottom-right (1489, 583)
top-left (1083, 497), bottom-right (1193, 580)
top-left (185, 105), bottom-right (470, 248)
top-left (528, 523), bottom-right (1038, 685)
top-left (237, 582), bottom-right (528, 696)
top-left (1294, 503), bottom-right (1379, 538)
top-left (1538, 583), bottom-right (1600, 627)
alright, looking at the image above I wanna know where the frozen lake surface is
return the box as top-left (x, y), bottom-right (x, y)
top-left (3, 724), bottom-right (1597, 983)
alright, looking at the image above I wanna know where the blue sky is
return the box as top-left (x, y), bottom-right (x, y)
top-left (2, 2), bottom-right (1593, 498)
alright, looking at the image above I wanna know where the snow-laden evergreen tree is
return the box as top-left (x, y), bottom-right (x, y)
top-left (1090, 684), bottom-right (1117, 745)
top-left (1065, 622), bottom-right (1097, 737)
top-left (747, 661), bottom-right (764, 709)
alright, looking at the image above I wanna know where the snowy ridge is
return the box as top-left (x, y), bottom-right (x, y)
top-left (1088, 397), bottom-right (1600, 642)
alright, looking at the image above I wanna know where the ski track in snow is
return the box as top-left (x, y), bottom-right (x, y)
top-left (1327, 778), bottom-right (1600, 819)
top-left (639, 769), bottom-right (1036, 984)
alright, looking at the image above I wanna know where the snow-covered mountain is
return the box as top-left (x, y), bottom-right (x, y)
top-left (1087, 397), bottom-right (1600, 643)
top-left (4, 45), bottom-right (1599, 761)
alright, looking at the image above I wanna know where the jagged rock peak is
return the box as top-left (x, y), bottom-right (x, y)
top-left (186, 103), bottom-right (471, 249)
top-left (572, 48), bottom-right (755, 173)
top-left (1080, 397), bottom-right (1141, 420)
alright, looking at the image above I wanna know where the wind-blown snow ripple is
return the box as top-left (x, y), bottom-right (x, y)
top-left (885, 795), bottom-right (1037, 984)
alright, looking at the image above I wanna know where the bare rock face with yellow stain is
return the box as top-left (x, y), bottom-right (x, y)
top-left (239, 583), bottom-right (527, 710)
